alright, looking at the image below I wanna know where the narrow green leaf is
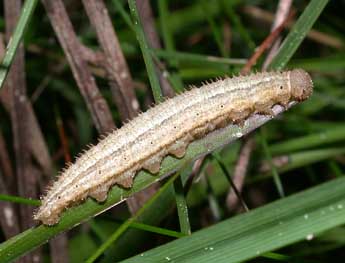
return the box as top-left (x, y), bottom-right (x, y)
top-left (289, 55), bottom-right (345, 72)
top-left (201, 0), bottom-right (227, 57)
top-left (269, 0), bottom-right (330, 70)
top-left (173, 177), bottom-right (191, 235)
top-left (270, 125), bottom-right (345, 155)
top-left (158, 0), bottom-right (176, 59)
top-left (127, 0), bottom-right (163, 102)
top-left (221, 0), bottom-right (256, 52)
top-left (157, 0), bottom-right (184, 91)
top-left (112, 0), bottom-right (135, 31)
top-left (250, 147), bottom-right (345, 183)
top-left (0, 194), bottom-right (40, 206)
top-left (124, 177), bottom-right (345, 263)
top-left (0, 0), bottom-right (39, 90)
top-left (260, 129), bottom-right (285, 197)
top-left (152, 49), bottom-right (246, 66)
top-left (212, 153), bottom-right (249, 212)
top-left (127, 221), bottom-right (185, 238)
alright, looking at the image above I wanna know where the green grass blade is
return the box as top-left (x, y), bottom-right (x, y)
top-left (124, 176), bottom-right (345, 263)
top-left (289, 55), bottom-right (345, 72)
top-left (250, 147), bottom-right (345, 183)
top-left (269, 125), bottom-right (345, 155)
top-left (0, 194), bottom-right (40, 206)
top-left (158, 0), bottom-right (176, 59)
top-left (127, 0), bottom-right (163, 102)
top-left (0, 0), bottom-right (38, 90)
top-left (173, 177), bottom-right (191, 235)
top-left (221, 0), bottom-right (256, 52)
top-left (112, 0), bottom-right (135, 31)
top-left (279, 147), bottom-right (345, 174)
top-left (157, 0), bottom-right (184, 91)
top-left (126, 221), bottom-right (185, 238)
top-left (260, 129), bottom-right (285, 197)
top-left (212, 153), bottom-right (249, 212)
top-left (152, 49), bottom-right (246, 66)
top-left (268, 0), bottom-right (330, 70)
top-left (201, 0), bottom-right (227, 57)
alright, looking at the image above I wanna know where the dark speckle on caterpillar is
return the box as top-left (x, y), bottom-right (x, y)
top-left (35, 69), bottom-right (313, 225)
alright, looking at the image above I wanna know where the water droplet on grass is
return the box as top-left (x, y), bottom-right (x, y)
top-left (306, 234), bottom-right (314, 241)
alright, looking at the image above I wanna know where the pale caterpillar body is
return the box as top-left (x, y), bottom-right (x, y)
top-left (35, 69), bottom-right (313, 225)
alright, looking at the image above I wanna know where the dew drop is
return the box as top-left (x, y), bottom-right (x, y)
top-left (165, 256), bottom-right (171, 261)
top-left (337, 204), bottom-right (343, 209)
top-left (304, 214), bottom-right (309, 219)
top-left (306, 234), bottom-right (314, 241)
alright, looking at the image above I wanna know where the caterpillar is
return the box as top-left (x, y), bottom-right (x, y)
top-left (34, 69), bottom-right (313, 225)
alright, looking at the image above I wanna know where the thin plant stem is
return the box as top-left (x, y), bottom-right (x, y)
top-left (0, 194), bottom-right (40, 206)
top-left (260, 128), bottom-right (285, 197)
top-left (173, 176), bottom-right (191, 235)
top-left (128, 0), bottom-right (163, 102)
top-left (0, 0), bottom-right (38, 90)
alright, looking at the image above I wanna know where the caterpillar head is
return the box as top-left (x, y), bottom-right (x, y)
top-left (289, 69), bottom-right (313, 101)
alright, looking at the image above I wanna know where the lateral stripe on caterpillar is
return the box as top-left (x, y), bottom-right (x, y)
top-left (35, 69), bottom-right (313, 225)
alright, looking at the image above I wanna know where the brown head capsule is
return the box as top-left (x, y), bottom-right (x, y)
top-left (289, 69), bottom-right (313, 101)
